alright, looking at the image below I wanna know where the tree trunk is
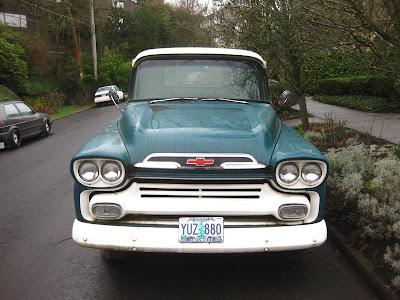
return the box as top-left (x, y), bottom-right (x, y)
top-left (297, 93), bottom-right (310, 130)
top-left (65, 1), bottom-right (84, 78)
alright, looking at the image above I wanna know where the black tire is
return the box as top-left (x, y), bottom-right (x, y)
top-left (42, 120), bottom-right (51, 136)
top-left (10, 129), bottom-right (21, 148)
top-left (101, 249), bottom-right (128, 261)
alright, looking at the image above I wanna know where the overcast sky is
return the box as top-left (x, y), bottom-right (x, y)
top-left (164, 0), bottom-right (214, 8)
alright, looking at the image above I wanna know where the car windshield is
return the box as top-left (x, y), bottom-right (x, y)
top-left (97, 86), bottom-right (112, 93)
top-left (129, 58), bottom-right (268, 102)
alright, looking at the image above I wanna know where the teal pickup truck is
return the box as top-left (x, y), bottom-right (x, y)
top-left (71, 48), bottom-right (328, 260)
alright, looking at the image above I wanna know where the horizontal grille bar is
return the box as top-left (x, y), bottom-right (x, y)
top-left (138, 183), bottom-right (264, 199)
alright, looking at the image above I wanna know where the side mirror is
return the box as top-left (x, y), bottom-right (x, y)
top-left (278, 90), bottom-right (295, 108)
top-left (109, 88), bottom-right (123, 113)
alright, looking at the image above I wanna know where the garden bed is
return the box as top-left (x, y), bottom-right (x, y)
top-left (297, 122), bottom-right (400, 296)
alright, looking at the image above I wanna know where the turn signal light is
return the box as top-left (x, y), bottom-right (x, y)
top-left (92, 203), bottom-right (122, 219)
top-left (279, 204), bottom-right (308, 220)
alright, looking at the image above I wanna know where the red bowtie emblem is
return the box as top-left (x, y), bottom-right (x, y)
top-left (186, 158), bottom-right (215, 167)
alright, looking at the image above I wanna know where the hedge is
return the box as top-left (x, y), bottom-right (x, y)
top-left (317, 75), bottom-right (396, 100)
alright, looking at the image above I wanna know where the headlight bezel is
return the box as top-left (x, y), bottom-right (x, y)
top-left (276, 160), bottom-right (327, 189)
top-left (73, 159), bottom-right (125, 187)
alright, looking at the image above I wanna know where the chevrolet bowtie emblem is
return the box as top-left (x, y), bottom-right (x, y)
top-left (186, 158), bottom-right (215, 167)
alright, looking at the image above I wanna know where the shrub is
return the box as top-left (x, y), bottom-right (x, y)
top-left (325, 143), bottom-right (400, 289)
top-left (15, 74), bottom-right (63, 96)
top-left (316, 75), bottom-right (396, 100)
top-left (325, 144), bottom-right (374, 201)
top-left (358, 155), bottom-right (400, 241)
top-left (23, 91), bottom-right (65, 114)
top-left (0, 85), bottom-right (20, 102)
top-left (0, 25), bottom-right (29, 88)
top-left (98, 45), bottom-right (131, 91)
top-left (313, 95), bottom-right (389, 111)
top-left (384, 244), bottom-right (400, 290)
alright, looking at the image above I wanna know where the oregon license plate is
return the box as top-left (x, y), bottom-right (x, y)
top-left (179, 217), bottom-right (224, 243)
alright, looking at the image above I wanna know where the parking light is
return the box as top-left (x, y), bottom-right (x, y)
top-left (279, 204), bottom-right (308, 219)
top-left (92, 203), bottom-right (122, 219)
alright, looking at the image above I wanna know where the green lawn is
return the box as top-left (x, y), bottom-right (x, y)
top-left (50, 104), bottom-right (95, 120)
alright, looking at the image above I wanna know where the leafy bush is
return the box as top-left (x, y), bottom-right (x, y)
top-left (316, 75), bottom-right (396, 100)
top-left (395, 144), bottom-right (400, 159)
top-left (384, 244), bottom-right (400, 290)
top-left (304, 52), bottom-right (367, 95)
top-left (23, 91), bottom-right (65, 114)
top-left (98, 45), bottom-right (131, 92)
top-left (325, 144), bottom-right (374, 200)
top-left (325, 144), bottom-right (400, 289)
top-left (0, 25), bottom-right (29, 88)
top-left (15, 74), bottom-right (63, 96)
top-left (0, 85), bottom-right (20, 102)
top-left (313, 95), bottom-right (389, 111)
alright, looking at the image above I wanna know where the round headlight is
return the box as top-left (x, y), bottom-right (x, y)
top-left (78, 162), bottom-right (99, 182)
top-left (279, 163), bottom-right (299, 184)
top-left (101, 162), bottom-right (122, 182)
top-left (301, 163), bottom-right (322, 183)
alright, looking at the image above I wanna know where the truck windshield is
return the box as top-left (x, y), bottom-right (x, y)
top-left (129, 58), bottom-right (268, 102)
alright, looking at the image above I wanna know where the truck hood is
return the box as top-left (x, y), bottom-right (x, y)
top-left (119, 101), bottom-right (281, 167)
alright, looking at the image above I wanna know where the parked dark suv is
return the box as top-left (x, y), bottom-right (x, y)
top-left (0, 100), bottom-right (51, 149)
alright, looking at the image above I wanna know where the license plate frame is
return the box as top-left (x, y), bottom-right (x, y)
top-left (179, 217), bottom-right (224, 243)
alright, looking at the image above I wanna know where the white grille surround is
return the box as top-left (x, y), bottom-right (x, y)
top-left (80, 181), bottom-right (321, 224)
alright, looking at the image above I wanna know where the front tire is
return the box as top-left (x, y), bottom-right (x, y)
top-left (10, 129), bottom-right (21, 148)
top-left (42, 120), bottom-right (51, 136)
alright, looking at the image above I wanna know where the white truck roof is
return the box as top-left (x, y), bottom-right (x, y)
top-left (131, 47), bottom-right (267, 68)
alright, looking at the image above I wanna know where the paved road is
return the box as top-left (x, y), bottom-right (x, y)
top-left (0, 105), bottom-right (376, 299)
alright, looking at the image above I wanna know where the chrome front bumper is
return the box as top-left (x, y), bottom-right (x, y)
top-left (72, 219), bottom-right (327, 253)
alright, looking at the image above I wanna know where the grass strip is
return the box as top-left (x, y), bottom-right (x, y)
top-left (50, 104), bottom-right (95, 120)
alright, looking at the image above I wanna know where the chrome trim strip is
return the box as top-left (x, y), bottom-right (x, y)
top-left (134, 153), bottom-right (266, 170)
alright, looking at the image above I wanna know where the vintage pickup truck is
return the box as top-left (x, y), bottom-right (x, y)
top-left (71, 47), bottom-right (328, 260)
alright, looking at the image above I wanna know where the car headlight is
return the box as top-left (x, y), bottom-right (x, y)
top-left (101, 162), bottom-right (122, 182)
top-left (73, 159), bottom-right (125, 187)
top-left (78, 161), bottom-right (99, 183)
top-left (276, 160), bottom-right (327, 189)
top-left (278, 163), bottom-right (299, 184)
top-left (301, 163), bottom-right (322, 183)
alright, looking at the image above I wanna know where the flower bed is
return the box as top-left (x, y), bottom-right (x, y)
top-left (302, 124), bottom-right (400, 294)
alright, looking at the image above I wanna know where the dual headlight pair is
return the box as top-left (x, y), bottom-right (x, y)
top-left (276, 161), bottom-right (327, 188)
top-left (73, 159), bottom-right (125, 187)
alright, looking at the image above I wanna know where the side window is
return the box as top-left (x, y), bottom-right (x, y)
top-left (15, 103), bottom-right (33, 115)
top-left (4, 104), bottom-right (20, 117)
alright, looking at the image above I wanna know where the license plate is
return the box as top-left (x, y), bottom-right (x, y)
top-left (179, 217), bottom-right (224, 243)
top-left (0, 142), bottom-right (4, 149)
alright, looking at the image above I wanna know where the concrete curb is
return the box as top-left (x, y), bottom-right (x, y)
top-left (328, 225), bottom-right (398, 300)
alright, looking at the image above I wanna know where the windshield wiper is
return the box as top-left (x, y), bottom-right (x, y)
top-left (149, 97), bottom-right (199, 104)
top-left (200, 98), bottom-right (248, 104)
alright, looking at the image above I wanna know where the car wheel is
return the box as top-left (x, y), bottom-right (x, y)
top-left (42, 120), bottom-right (51, 136)
top-left (10, 129), bottom-right (21, 148)
top-left (101, 249), bottom-right (128, 261)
